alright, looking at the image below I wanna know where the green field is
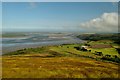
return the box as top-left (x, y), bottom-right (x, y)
top-left (2, 40), bottom-right (120, 78)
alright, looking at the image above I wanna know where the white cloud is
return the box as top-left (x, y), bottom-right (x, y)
top-left (80, 12), bottom-right (118, 33)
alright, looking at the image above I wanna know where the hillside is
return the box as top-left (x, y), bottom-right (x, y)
top-left (2, 40), bottom-right (120, 78)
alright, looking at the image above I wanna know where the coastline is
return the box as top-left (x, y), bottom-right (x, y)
top-left (2, 40), bottom-right (86, 54)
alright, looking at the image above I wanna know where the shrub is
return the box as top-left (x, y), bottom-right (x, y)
top-left (115, 48), bottom-right (120, 54)
top-left (101, 55), bottom-right (120, 63)
top-left (94, 51), bottom-right (103, 56)
top-left (88, 50), bottom-right (91, 52)
top-left (84, 43), bottom-right (90, 46)
top-left (80, 48), bottom-right (87, 51)
top-left (74, 47), bottom-right (80, 50)
top-left (105, 54), bottom-right (111, 57)
top-left (113, 55), bottom-right (118, 58)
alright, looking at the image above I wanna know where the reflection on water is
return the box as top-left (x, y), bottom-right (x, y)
top-left (2, 33), bottom-right (84, 54)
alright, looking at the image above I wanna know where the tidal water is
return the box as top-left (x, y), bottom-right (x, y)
top-left (1, 33), bottom-right (84, 54)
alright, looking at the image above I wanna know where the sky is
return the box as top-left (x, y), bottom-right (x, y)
top-left (0, 2), bottom-right (2, 34)
top-left (1, 0), bottom-right (120, 2)
top-left (2, 2), bottom-right (118, 33)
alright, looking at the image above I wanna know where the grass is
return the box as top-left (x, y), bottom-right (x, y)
top-left (86, 40), bottom-right (120, 57)
top-left (89, 48), bottom-right (119, 57)
top-left (2, 40), bottom-right (120, 78)
top-left (2, 56), bottom-right (119, 78)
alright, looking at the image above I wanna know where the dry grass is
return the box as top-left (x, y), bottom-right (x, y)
top-left (2, 55), bottom-right (119, 78)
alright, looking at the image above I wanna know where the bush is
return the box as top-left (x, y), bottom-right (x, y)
top-left (88, 50), bottom-right (91, 52)
top-left (94, 51), bottom-right (103, 56)
top-left (115, 48), bottom-right (120, 54)
top-left (105, 54), bottom-right (111, 57)
top-left (101, 55), bottom-right (120, 63)
top-left (74, 47), bottom-right (80, 50)
top-left (84, 43), bottom-right (90, 46)
top-left (113, 55), bottom-right (118, 58)
top-left (80, 48), bottom-right (87, 51)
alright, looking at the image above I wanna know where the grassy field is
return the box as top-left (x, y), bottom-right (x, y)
top-left (2, 56), bottom-right (119, 78)
top-left (2, 40), bottom-right (120, 78)
top-left (87, 40), bottom-right (120, 57)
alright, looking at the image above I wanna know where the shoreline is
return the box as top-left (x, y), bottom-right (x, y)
top-left (2, 40), bottom-right (86, 54)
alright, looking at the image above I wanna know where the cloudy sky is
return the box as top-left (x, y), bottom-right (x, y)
top-left (2, 2), bottom-right (118, 33)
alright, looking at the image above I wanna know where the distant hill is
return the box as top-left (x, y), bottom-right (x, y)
top-left (77, 33), bottom-right (120, 44)
top-left (2, 33), bottom-right (27, 38)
